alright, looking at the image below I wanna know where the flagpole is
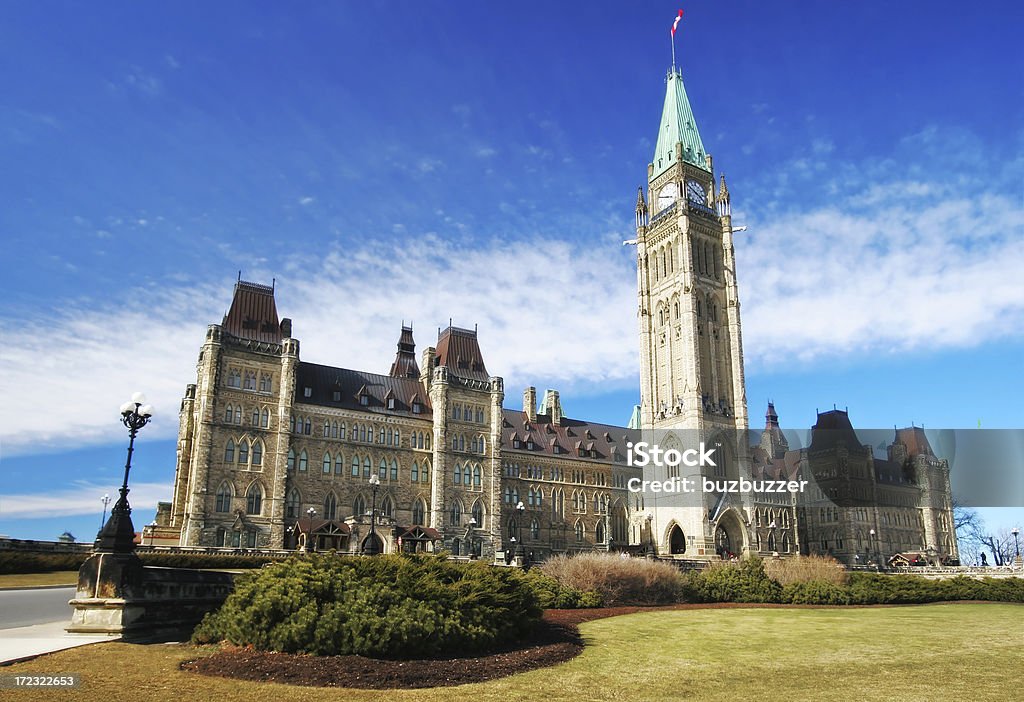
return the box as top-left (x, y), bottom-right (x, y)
top-left (671, 29), bottom-right (676, 69)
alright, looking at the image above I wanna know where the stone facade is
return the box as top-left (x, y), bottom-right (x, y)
top-left (165, 63), bottom-right (957, 567)
top-left (167, 281), bottom-right (639, 559)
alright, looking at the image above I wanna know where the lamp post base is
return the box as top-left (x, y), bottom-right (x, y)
top-left (94, 503), bottom-right (136, 554)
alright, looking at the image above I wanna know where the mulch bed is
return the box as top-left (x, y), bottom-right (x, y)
top-left (180, 602), bottom-right (925, 689)
top-left (182, 610), bottom-right (586, 690)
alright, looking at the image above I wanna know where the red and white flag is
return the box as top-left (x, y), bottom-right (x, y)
top-left (671, 9), bottom-right (683, 36)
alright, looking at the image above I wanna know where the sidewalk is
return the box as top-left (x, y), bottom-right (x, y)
top-left (0, 621), bottom-right (118, 665)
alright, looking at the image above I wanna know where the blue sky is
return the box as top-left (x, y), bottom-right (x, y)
top-left (1, 2), bottom-right (1022, 543)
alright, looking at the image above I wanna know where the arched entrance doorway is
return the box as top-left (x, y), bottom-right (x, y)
top-left (361, 532), bottom-right (384, 554)
top-left (669, 525), bottom-right (686, 555)
top-left (714, 509), bottom-right (747, 559)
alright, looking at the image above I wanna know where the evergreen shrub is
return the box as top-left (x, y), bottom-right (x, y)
top-left (692, 556), bottom-right (782, 603)
top-left (192, 554), bottom-right (541, 657)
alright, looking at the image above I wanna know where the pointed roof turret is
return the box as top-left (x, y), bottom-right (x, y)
top-left (388, 324), bottom-right (420, 378)
top-left (635, 186), bottom-right (646, 213)
top-left (652, 68), bottom-right (708, 178)
top-left (760, 401), bottom-right (788, 459)
top-left (716, 173), bottom-right (731, 216)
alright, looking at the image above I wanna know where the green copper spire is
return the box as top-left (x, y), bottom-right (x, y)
top-left (652, 68), bottom-right (707, 177)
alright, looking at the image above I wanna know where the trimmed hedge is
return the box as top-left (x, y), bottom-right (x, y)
top-left (687, 563), bottom-right (1024, 605)
top-left (782, 580), bottom-right (851, 605)
top-left (139, 552), bottom-right (281, 570)
top-left (846, 573), bottom-right (1024, 605)
top-left (192, 554), bottom-right (542, 658)
top-left (0, 552), bottom-right (88, 574)
top-left (0, 550), bottom-right (284, 574)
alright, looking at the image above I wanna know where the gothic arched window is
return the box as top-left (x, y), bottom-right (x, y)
top-left (285, 488), bottom-right (300, 519)
top-left (215, 483), bottom-right (232, 513)
top-left (412, 498), bottom-right (426, 526)
top-left (245, 484), bottom-right (262, 515)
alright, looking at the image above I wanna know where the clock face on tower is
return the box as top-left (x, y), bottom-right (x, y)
top-left (686, 179), bottom-right (707, 206)
top-left (657, 183), bottom-right (675, 212)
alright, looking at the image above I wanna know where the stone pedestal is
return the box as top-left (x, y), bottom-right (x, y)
top-left (67, 552), bottom-right (235, 641)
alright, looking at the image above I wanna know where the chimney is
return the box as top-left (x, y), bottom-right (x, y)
top-left (541, 389), bottom-right (563, 426)
top-left (523, 386), bottom-right (537, 422)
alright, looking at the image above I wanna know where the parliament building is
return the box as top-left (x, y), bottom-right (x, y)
top-left (159, 62), bottom-right (958, 567)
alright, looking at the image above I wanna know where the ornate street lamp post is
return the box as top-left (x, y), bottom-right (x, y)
top-left (1012, 527), bottom-right (1020, 566)
top-left (515, 501), bottom-right (525, 561)
top-left (869, 528), bottom-right (878, 570)
top-left (304, 507), bottom-right (316, 552)
top-left (468, 517), bottom-right (477, 559)
top-left (95, 393), bottom-right (153, 553)
top-left (99, 493), bottom-right (111, 532)
top-left (362, 474), bottom-right (381, 555)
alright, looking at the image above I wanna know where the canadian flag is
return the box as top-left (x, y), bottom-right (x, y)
top-left (671, 9), bottom-right (683, 36)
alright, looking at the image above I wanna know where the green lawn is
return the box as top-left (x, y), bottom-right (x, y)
top-left (5, 604), bottom-right (1021, 701)
top-left (0, 571), bottom-right (78, 588)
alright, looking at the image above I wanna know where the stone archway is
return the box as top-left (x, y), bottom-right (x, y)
top-left (714, 508), bottom-right (747, 559)
top-left (668, 524), bottom-right (686, 555)
top-left (361, 532), bottom-right (384, 554)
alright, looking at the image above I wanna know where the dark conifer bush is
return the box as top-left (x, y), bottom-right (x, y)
top-left (192, 554), bottom-right (541, 657)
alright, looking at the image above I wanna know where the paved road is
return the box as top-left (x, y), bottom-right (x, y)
top-left (0, 587), bottom-right (75, 630)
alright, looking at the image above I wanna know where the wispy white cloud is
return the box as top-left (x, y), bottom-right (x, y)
top-left (739, 183), bottom-right (1024, 367)
top-left (0, 236), bottom-right (637, 456)
top-left (0, 286), bottom-right (223, 455)
top-left (123, 66), bottom-right (162, 97)
top-left (0, 482), bottom-right (173, 519)
top-left (2, 128), bottom-right (1022, 457)
top-left (417, 157), bottom-right (444, 173)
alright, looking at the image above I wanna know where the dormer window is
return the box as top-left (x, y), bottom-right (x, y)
top-left (526, 440), bottom-right (534, 450)
top-left (359, 395), bottom-right (370, 406)
top-left (332, 391), bottom-right (341, 402)
top-left (387, 397), bottom-right (396, 410)
top-left (303, 386), bottom-right (312, 398)
top-left (412, 401), bottom-right (422, 414)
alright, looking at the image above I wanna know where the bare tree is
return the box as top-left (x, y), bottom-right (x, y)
top-left (953, 497), bottom-right (984, 565)
top-left (978, 528), bottom-right (1019, 567)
